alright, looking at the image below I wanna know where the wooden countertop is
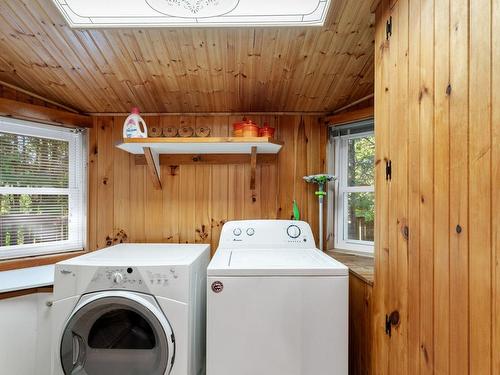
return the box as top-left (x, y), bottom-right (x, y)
top-left (326, 251), bottom-right (374, 286)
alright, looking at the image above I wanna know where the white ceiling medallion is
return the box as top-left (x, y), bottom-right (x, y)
top-left (52, 0), bottom-right (331, 28)
top-left (146, 0), bottom-right (239, 18)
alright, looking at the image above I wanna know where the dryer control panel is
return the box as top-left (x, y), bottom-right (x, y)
top-left (85, 266), bottom-right (182, 294)
top-left (55, 263), bottom-right (189, 303)
top-left (219, 220), bottom-right (316, 250)
top-left (88, 267), bottom-right (148, 292)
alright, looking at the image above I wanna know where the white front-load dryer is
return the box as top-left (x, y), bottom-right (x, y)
top-left (51, 243), bottom-right (209, 375)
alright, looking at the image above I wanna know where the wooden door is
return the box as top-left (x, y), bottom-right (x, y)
top-left (373, 0), bottom-right (410, 373)
top-left (374, 0), bottom-right (499, 374)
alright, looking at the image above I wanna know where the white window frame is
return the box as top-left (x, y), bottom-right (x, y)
top-left (333, 130), bottom-right (375, 255)
top-left (0, 117), bottom-right (87, 260)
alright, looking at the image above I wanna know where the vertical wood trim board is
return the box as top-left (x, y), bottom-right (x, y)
top-left (492, 2), bottom-right (500, 374)
top-left (373, 0), bottom-right (391, 373)
top-left (469, 1), bottom-right (492, 374)
top-left (449, 0), bottom-right (470, 372)
top-left (433, 1), bottom-right (451, 374)
top-left (87, 115), bottom-right (325, 252)
top-left (407, 0), bottom-right (422, 372)
top-left (373, 0), bottom-right (498, 373)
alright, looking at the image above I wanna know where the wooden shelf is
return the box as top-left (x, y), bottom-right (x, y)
top-left (115, 137), bottom-right (283, 191)
top-left (116, 137), bottom-right (283, 155)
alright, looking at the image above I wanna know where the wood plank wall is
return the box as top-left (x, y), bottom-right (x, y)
top-left (374, 0), bottom-right (499, 374)
top-left (88, 115), bottom-right (327, 254)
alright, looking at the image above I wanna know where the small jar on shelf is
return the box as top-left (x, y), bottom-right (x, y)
top-left (242, 120), bottom-right (259, 137)
top-left (259, 122), bottom-right (275, 138)
top-left (232, 119), bottom-right (245, 137)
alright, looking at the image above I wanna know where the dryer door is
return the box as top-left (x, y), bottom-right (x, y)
top-left (60, 291), bottom-right (174, 375)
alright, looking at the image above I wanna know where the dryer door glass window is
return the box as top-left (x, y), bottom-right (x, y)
top-left (60, 296), bottom-right (171, 375)
top-left (87, 308), bottom-right (156, 349)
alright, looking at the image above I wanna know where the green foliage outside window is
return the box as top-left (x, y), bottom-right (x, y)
top-left (347, 136), bottom-right (375, 224)
top-left (0, 132), bottom-right (69, 247)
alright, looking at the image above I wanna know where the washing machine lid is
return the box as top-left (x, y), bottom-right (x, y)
top-left (207, 249), bottom-right (348, 276)
top-left (59, 291), bottom-right (174, 375)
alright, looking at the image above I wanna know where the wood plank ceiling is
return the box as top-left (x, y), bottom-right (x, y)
top-left (0, 0), bottom-right (374, 114)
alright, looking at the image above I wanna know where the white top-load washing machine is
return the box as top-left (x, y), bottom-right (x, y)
top-left (207, 220), bottom-right (348, 375)
top-left (51, 243), bottom-right (209, 375)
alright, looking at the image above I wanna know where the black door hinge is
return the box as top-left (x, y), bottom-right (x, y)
top-left (385, 310), bottom-right (400, 337)
top-left (385, 160), bottom-right (392, 181)
top-left (386, 16), bottom-right (393, 40)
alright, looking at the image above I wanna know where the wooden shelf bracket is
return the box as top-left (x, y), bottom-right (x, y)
top-left (143, 147), bottom-right (162, 190)
top-left (250, 146), bottom-right (257, 190)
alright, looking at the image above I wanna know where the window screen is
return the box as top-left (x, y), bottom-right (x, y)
top-left (0, 117), bottom-right (86, 259)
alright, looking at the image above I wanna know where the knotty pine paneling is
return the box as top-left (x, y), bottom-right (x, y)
top-left (373, 0), bottom-right (391, 372)
top-left (0, 83), bottom-right (57, 109)
top-left (0, 82), bottom-right (92, 128)
top-left (88, 115), bottom-right (326, 254)
top-left (0, 0), bottom-right (374, 113)
top-left (349, 274), bottom-right (373, 375)
top-left (373, 0), bottom-right (500, 374)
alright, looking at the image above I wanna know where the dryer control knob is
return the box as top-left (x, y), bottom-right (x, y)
top-left (112, 272), bottom-right (124, 284)
top-left (233, 228), bottom-right (242, 236)
top-left (287, 225), bottom-right (301, 239)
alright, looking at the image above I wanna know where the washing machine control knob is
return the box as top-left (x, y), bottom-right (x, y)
top-left (233, 228), bottom-right (242, 236)
top-left (112, 272), bottom-right (124, 284)
top-left (287, 225), bottom-right (301, 239)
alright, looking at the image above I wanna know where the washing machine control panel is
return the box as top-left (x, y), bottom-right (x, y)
top-left (219, 220), bottom-right (316, 249)
top-left (286, 224), bottom-right (301, 238)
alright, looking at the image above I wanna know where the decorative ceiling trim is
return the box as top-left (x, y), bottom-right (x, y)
top-left (52, 0), bottom-right (331, 27)
top-left (146, 0), bottom-right (240, 18)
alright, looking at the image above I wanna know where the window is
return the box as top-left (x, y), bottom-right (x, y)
top-left (332, 120), bottom-right (374, 254)
top-left (0, 117), bottom-right (86, 260)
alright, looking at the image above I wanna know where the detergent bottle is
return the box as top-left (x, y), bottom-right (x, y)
top-left (123, 107), bottom-right (148, 138)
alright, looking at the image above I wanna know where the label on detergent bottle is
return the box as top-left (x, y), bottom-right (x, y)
top-left (125, 118), bottom-right (139, 138)
top-left (123, 107), bottom-right (148, 138)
